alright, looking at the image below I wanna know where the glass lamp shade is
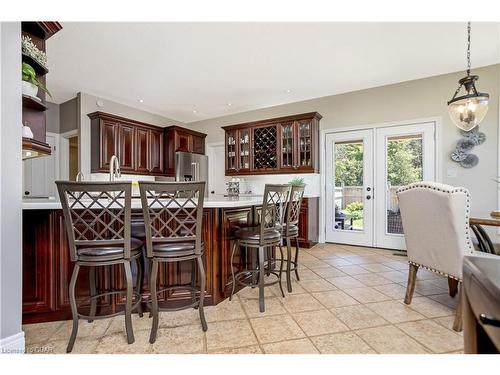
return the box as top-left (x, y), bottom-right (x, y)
top-left (448, 96), bottom-right (489, 131)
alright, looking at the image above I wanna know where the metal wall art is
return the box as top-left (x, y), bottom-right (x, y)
top-left (450, 126), bottom-right (485, 168)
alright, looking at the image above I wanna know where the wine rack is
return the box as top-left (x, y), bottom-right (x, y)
top-left (253, 125), bottom-right (277, 170)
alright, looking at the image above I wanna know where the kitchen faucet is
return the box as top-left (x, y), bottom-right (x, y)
top-left (109, 155), bottom-right (121, 181)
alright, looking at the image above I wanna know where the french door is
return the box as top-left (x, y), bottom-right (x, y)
top-left (325, 122), bottom-right (436, 250)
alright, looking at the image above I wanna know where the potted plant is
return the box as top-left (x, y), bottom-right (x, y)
top-left (289, 176), bottom-right (305, 186)
top-left (22, 62), bottom-right (52, 99)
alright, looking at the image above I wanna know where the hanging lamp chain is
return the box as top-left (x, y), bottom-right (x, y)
top-left (466, 21), bottom-right (471, 76)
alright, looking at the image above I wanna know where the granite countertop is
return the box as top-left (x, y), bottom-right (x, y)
top-left (22, 195), bottom-right (264, 210)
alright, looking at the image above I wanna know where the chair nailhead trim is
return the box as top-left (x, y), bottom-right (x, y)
top-left (408, 261), bottom-right (461, 282)
top-left (396, 182), bottom-right (473, 253)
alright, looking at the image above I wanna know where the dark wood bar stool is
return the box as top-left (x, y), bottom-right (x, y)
top-left (56, 181), bottom-right (144, 353)
top-left (229, 184), bottom-right (291, 312)
top-left (138, 181), bottom-right (207, 344)
top-left (282, 185), bottom-right (305, 293)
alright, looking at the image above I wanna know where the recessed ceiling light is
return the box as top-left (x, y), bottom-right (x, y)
top-left (192, 109), bottom-right (197, 114)
top-left (138, 99), bottom-right (144, 103)
top-left (227, 102), bottom-right (232, 107)
top-left (286, 89), bottom-right (292, 93)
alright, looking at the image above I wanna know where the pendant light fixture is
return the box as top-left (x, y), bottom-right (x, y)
top-left (447, 22), bottom-right (489, 131)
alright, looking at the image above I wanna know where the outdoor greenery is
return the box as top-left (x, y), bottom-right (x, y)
top-left (343, 201), bottom-right (363, 220)
top-left (334, 138), bottom-right (422, 187)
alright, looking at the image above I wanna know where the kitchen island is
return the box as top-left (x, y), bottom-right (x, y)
top-left (22, 195), bottom-right (264, 324)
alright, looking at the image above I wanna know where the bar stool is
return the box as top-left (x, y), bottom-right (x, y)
top-left (56, 181), bottom-right (144, 353)
top-left (138, 181), bottom-right (207, 344)
top-left (229, 184), bottom-right (291, 312)
top-left (282, 184), bottom-right (305, 292)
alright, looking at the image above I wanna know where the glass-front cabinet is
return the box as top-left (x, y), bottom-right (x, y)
top-left (297, 120), bottom-right (313, 170)
top-left (226, 130), bottom-right (237, 172)
top-left (223, 112), bottom-right (321, 175)
top-left (238, 129), bottom-right (251, 172)
top-left (279, 122), bottom-right (295, 170)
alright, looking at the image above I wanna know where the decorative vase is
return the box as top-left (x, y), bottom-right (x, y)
top-left (22, 81), bottom-right (39, 98)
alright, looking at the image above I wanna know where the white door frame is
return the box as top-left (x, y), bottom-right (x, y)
top-left (206, 141), bottom-right (225, 195)
top-left (319, 117), bottom-right (442, 244)
top-left (325, 129), bottom-right (374, 246)
top-left (374, 122), bottom-right (436, 249)
top-left (59, 129), bottom-right (78, 180)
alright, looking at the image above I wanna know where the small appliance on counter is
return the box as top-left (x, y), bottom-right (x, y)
top-left (226, 178), bottom-right (240, 197)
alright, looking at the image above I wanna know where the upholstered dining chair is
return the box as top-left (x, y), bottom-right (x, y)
top-left (397, 181), bottom-right (475, 332)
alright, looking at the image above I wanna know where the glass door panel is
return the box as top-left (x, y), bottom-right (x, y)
top-left (385, 135), bottom-right (423, 234)
top-left (226, 130), bottom-right (237, 172)
top-left (298, 121), bottom-right (312, 168)
top-left (280, 122), bottom-right (294, 170)
top-left (334, 140), bottom-right (365, 231)
top-left (375, 122), bottom-right (435, 250)
top-left (238, 129), bottom-right (250, 171)
top-left (325, 129), bottom-right (374, 247)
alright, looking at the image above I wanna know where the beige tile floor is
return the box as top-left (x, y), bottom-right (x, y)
top-left (24, 243), bottom-right (464, 354)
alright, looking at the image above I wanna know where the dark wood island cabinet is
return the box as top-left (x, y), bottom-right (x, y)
top-left (22, 198), bottom-right (266, 324)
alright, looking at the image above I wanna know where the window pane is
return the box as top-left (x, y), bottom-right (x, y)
top-left (334, 141), bottom-right (364, 231)
top-left (386, 135), bottom-right (423, 234)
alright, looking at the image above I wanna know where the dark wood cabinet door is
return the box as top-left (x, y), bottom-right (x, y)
top-left (220, 207), bottom-right (253, 297)
top-left (118, 124), bottom-right (135, 171)
top-left (175, 131), bottom-right (192, 152)
top-left (100, 120), bottom-right (118, 170)
top-left (149, 129), bottom-right (164, 174)
top-left (135, 127), bottom-right (149, 174)
top-left (22, 210), bottom-right (55, 317)
top-left (192, 135), bottom-right (205, 154)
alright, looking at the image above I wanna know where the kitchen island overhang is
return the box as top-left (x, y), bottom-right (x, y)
top-left (22, 195), bottom-right (265, 324)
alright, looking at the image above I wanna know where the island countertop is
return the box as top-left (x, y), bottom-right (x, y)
top-left (22, 194), bottom-right (264, 210)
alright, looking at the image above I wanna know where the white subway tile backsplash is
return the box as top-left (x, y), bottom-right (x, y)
top-left (226, 173), bottom-right (320, 197)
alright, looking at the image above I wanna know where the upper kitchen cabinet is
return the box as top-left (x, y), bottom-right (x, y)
top-left (164, 126), bottom-right (207, 175)
top-left (222, 112), bottom-right (321, 175)
top-left (89, 112), bottom-right (164, 175)
top-left (88, 112), bottom-right (204, 177)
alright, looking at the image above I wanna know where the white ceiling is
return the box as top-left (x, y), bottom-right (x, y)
top-left (47, 22), bottom-right (500, 123)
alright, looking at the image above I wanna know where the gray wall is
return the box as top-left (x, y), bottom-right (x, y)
top-left (60, 97), bottom-right (78, 133)
top-left (187, 64), bottom-right (500, 220)
top-left (46, 102), bottom-right (60, 133)
top-left (0, 22), bottom-right (23, 350)
top-left (78, 92), bottom-right (185, 176)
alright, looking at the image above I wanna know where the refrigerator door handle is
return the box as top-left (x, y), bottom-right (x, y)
top-left (191, 162), bottom-right (199, 181)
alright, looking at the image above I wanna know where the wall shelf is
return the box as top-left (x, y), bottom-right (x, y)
top-left (22, 53), bottom-right (48, 75)
top-left (22, 95), bottom-right (47, 112)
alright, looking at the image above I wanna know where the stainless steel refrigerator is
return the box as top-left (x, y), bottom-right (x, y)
top-left (175, 151), bottom-right (209, 196)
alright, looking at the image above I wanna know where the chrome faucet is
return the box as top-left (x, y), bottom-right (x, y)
top-left (109, 155), bottom-right (121, 181)
top-left (75, 171), bottom-right (85, 182)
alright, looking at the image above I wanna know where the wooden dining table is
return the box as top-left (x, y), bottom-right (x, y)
top-left (469, 214), bottom-right (500, 255)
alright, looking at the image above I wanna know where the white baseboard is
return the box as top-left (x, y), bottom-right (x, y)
top-left (0, 332), bottom-right (25, 354)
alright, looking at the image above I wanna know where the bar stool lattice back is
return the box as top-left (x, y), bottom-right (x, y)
top-left (230, 184), bottom-right (291, 312)
top-left (56, 181), bottom-right (144, 353)
top-left (139, 181), bottom-right (207, 343)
